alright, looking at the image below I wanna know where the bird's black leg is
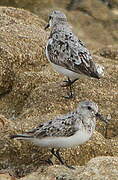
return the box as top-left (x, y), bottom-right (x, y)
top-left (62, 78), bottom-right (78, 87)
top-left (55, 149), bottom-right (65, 165)
top-left (70, 78), bottom-right (78, 85)
top-left (51, 148), bottom-right (66, 165)
top-left (62, 78), bottom-right (78, 99)
top-left (50, 148), bottom-right (75, 169)
top-left (56, 149), bottom-right (75, 169)
top-left (50, 148), bottom-right (61, 162)
top-left (104, 123), bottom-right (108, 138)
top-left (66, 84), bottom-right (73, 99)
top-left (45, 158), bottom-right (54, 165)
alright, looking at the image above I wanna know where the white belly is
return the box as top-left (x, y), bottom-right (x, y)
top-left (46, 41), bottom-right (79, 80)
top-left (51, 63), bottom-right (80, 80)
top-left (31, 129), bottom-right (92, 148)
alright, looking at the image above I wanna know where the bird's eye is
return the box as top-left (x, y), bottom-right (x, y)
top-left (87, 106), bottom-right (92, 110)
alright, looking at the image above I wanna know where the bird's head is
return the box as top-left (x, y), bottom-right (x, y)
top-left (77, 101), bottom-right (109, 123)
top-left (77, 101), bottom-right (98, 116)
top-left (45, 10), bottom-right (67, 30)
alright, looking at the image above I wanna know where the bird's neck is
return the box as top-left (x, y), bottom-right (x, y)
top-left (77, 110), bottom-right (96, 124)
top-left (51, 22), bottom-right (70, 33)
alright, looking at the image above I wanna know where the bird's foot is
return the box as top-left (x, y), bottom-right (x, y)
top-left (61, 78), bottom-right (78, 87)
top-left (45, 158), bottom-right (54, 165)
top-left (64, 91), bottom-right (75, 99)
top-left (50, 148), bottom-right (75, 170)
top-left (65, 163), bottom-right (75, 170)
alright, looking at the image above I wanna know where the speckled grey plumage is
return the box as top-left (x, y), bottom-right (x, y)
top-left (45, 10), bottom-right (104, 80)
top-left (10, 101), bottom-right (99, 148)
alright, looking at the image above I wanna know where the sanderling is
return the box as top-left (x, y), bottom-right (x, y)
top-left (45, 10), bottom-right (104, 98)
top-left (10, 101), bottom-right (108, 169)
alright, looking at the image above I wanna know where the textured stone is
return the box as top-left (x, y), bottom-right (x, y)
top-left (96, 45), bottom-right (118, 59)
top-left (0, 0), bottom-right (118, 46)
top-left (0, 6), bottom-right (47, 96)
top-left (0, 173), bottom-right (15, 180)
top-left (0, 6), bottom-right (117, 179)
top-left (20, 156), bottom-right (118, 180)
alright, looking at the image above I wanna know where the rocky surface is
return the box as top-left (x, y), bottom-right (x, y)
top-left (0, 0), bottom-right (118, 47)
top-left (96, 45), bottom-right (118, 59)
top-left (67, 0), bottom-right (118, 10)
top-left (0, 4), bottom-right (117, 179)
top-left (20, 156), bottom-right (118, 180)
top-left (1, 156), bottom-right (118, 180)
top-left (0, 6), bottom-right (47, 112)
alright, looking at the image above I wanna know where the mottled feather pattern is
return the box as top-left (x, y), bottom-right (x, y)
top-left (26, 110), bottom-right (95, 138)
top-left (47, 24), bottom-right (99, 78)
top-left (10, 100), bottom-right (101, 150)
top-left (27, 112), bottom-right (78, 138)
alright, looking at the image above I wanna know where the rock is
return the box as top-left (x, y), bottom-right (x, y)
top-left (67, 0), bottom-right (110, 20)
top-left (109, 0), bottom-right (118, 9)
top-left (0, 47), bottom-right (14, 96)
top-left (96, 45), bottom-right (118, 59)
top-left (0, 173), bottom-right (16, 180)
top-left (0, 0), bottom-right (117, 47)
top-left (20, 156), bottom-right (118, 180)
top-left (108, 136), bottom-right (118, 156)
top-left (66, 0), bottom-right (117, 46)
top-left (0, 6), bottom-right (48, 175)
top-left (0, 6), bottom-right (47, 116)
top-left (67, 0), bottom-right (118, 10)
top-left (0, 115), bottom-right (6, 130)
top-left (0, 114), bottom-right (14, 131)
top-left (0, 6), bottom-right (117, 179)
top-left (0, 6), bottom-right (47, 97)
top-left (79, 156), bottom-right (118, 179)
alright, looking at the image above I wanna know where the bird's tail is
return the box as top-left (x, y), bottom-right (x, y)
top-left (10, 134), bottom-right (33, 140)
top-left (94, 63), bottom-right (104, 78)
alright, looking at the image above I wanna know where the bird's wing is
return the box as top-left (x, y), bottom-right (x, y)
top-left (26, 113), bottom-right (79, 138)
top-left (47, 30), bottom-right (99, 78)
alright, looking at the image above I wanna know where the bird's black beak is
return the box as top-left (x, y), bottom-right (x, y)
top-left (44, 23), bottom-right (50, 30)
top-left (95, 112), bottom-right (110, 124)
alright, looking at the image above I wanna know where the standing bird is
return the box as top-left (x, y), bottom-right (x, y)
top-left (10, 101), bottom-right (108, 169)
top-left (45, 10), bottom-right (104, 98)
